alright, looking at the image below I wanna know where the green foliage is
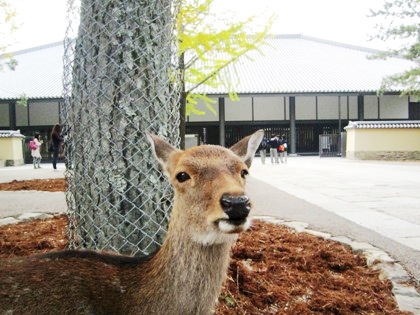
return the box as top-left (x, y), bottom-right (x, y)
top-left (369, 0), bottom-right (420, 99)
top-left (0, 0), bottom-right (18, 71)
top-left (16, 94), bottom-right (28, 107)
top-left (178, 0), bottom-right (273, 115)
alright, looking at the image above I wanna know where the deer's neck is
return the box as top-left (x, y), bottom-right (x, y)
top-left (131, 224), bottom-right (235, 315)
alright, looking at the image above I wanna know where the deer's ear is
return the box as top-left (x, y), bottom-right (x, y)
top-left (146, 133), bottom-right (180, 167)
top-left (230, 129), bottom-right (264, 168)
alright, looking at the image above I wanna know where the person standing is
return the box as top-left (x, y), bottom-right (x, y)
top-left (258, 136), bottom-right (268, 164)
top-left (268, 134), bottom-right (279, 164)
top-left (279, 134), bottom-right (288, 164)
top-left (30, 133), bottom-right (43, 169)
top-left (50, 124), bottom-right (63, 170)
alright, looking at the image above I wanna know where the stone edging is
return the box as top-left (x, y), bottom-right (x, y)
top-left (0, 212), bottom-right (60, 226)
top-left (254, 215), bottom-right (420, 315)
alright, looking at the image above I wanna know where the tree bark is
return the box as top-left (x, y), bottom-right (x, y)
top-left (179, 52), bottom-right (186, 149)
top-left (66, 0), bottom-right (180, 255)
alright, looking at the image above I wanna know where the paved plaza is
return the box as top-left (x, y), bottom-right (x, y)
top-left (250, 156), bottom-right (420, 251)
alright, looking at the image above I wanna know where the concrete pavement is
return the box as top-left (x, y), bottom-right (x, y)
top-left (250, 156), bottom-right (420, 251)
top-left (0, 163), bottom-right (66, 218)
top-left (0, 163), bottom-right (66, 183)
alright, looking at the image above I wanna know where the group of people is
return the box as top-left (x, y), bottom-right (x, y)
top-left (30, 124), bottom-right (63, 170)
top-left (258, 134), bottom-right (288, 164)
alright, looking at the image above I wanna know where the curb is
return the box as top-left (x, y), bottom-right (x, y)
top-left (0, 212), bottom-right (63, 226)
top-left (255, 215), bottom-right (420, 315)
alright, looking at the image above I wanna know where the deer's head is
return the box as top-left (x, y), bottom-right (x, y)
top-left (147, 130), bottom-right (263, 246)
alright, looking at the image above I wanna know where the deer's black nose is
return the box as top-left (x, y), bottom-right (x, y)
top-left (220, 194), bottom-right (251, 221)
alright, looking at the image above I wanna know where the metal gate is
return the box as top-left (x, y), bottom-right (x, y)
top-left (319, 134), bottom-right (341, 157)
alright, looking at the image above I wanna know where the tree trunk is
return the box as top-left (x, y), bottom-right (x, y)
top-left (179, 52), bottom-right (186, 149)
top-left (65, 0), bottom-right (180, 256)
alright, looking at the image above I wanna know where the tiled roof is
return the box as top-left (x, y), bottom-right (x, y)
top-left (193, 35), bottom-right (415, 95)
top-left (345, 121), bottom-right (420, 129)
top-left (0, 42), bottom-right (64, 100)
top-left (0, 130), bottom-right (25, 138)
top-left (0, 35), bottom-right (415, 100)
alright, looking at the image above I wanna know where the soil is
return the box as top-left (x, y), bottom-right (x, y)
top-left (0, 178), bottom-right (413, 314)
top-left (0, 178), bottom-right (66, 192)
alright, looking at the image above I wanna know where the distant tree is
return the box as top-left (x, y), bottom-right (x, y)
top-left (177, 0), bottom-right (273, 147)
top-left (0, 0), bottom-right (18, 71)
top-left (369, 0), bottom-right (420, 99)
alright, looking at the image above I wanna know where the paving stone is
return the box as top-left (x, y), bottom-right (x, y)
top-left (303, 229), bottom-right (331, 239)
top-left (18, 212), bottom-right (53, 221)
top-left (373, 262), bottom-right (411, 282)
top-left (0, 217), bottom-right (19, 226)
top-left (393, 283), bottom-right (420, 298)
top-left (393, 292), bottom-right (420, 314)
top-left (330, 235), bottom-right (353, 245)
top-left (282, 221), bottom-right (308, 232)
top-left (348, 241), bottom-right (376, 253)
top-left (363, 248), bottom-right (397, 265)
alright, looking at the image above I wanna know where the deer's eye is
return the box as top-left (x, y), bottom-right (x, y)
top-left (241, 169), bottom-right (249, 179)
top-left (176, 172), bottom-right (191, 183)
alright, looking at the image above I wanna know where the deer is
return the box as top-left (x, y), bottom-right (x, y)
top-left (0, 129), bottom-right (263, 315)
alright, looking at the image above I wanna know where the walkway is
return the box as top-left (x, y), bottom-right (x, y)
top-left (0, 164), bottom-right (66, 218)
top-left (250, 156), bottom-right (420, 251)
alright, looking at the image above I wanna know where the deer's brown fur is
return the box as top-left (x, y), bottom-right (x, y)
top-left (0, 130), bottom-right (263, 315)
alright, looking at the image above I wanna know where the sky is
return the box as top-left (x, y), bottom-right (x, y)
top-left (6, 0), bottom-right (404, 52)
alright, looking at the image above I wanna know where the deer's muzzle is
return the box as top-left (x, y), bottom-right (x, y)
top-left (220, 194), bottom-right (251, 224)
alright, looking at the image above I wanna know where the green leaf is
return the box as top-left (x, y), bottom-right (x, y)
top-left (178, 0), bottom-right (274, 116)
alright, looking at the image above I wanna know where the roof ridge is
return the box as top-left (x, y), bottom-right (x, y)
top-left (272, 34), bottom-right (382, 53)
top-left (345, 120), bottom-right (420, 129)
top-left (6, 41), bottom-right (63, 56)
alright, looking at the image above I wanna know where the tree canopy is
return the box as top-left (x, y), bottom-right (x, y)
top-left (178, 0), bottom-right (273, 116)
top-left (0, 0), bottom-right (18, 71)
top-left (369, 0), bottom-right (420, 99)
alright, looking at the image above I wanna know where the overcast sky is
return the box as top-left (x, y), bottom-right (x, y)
top-left (8, 0), bottom-right (403, 52)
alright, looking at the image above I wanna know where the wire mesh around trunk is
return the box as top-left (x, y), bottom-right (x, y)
top-left (62, 0), bottom-right (181, 256)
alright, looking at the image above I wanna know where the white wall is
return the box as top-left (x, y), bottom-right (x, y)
top-left (15, 103), bottom-right (28, 126)
top-left (364, 96), bottom-right (379, 119)
top-left (253, 96), bottom-right (285, 120)
top-left (29, 101), bottom-right (60, 126)
top-left (295, 96), bottom-right (316, 120)
top-left (338, 96), bottom-right (348, 119)
top-left (188, 97), bottom-right (219, 122)
top-left (225, 97), bottom-right (252, 121)
top-left (0, 103), bottom-right (9, 127)
top-left (185, 94), bottom-right (408, 123)
top-left (380, 95), bottom-right (408, 119)
top-left (348, 96), bottom-right (358, 119)
top-left (318, 96), bottom-right (339, 119)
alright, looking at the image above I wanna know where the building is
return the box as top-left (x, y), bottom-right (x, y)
top-left (186, 35), bottom-right (418, 152)
top-left (0, 35), bottom-right (418, 160)
top-left (0, 42), bottom-right (63, 162)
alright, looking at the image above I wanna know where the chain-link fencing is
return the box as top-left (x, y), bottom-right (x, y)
top-left (62, 0), bottom-right (181, 256)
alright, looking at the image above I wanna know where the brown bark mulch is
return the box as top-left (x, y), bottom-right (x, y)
top-left (0, 178), bottom-right (413, 314)
top-left (0, 178), bottom-right (66, 192)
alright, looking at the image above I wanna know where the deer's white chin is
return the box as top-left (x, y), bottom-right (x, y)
top-left (217, 217), bottom-right (251, 234)
top-left (192, 217), bottom-right (251, 246)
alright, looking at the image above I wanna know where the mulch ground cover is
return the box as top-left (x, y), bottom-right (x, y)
top-left (0, 178), bottom-right (66, 192)
top-left (0, 178), bottom-right (413, 314)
